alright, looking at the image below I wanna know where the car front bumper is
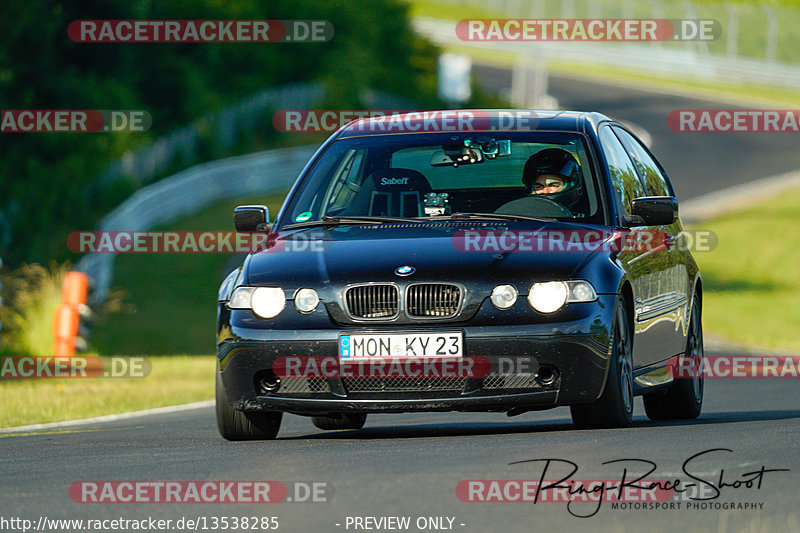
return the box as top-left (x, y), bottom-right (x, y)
top-left (217, 297), bottom-right (616, 415)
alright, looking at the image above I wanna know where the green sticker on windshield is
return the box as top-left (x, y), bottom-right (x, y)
top-left (295, 211), bottom-right (313, 222)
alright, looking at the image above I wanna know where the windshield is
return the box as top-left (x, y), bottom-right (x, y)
top-left (281, 132), bottom-right (603, 227)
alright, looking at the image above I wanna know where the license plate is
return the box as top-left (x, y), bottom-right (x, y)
top-left (339, 332), bottom-right (463, 360)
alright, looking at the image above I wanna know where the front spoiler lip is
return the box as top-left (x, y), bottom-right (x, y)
top-left (233, 390), bottom-right (559, 414)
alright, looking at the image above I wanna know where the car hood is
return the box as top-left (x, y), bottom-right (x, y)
top-left (245, 221), bottom-right (611, 288)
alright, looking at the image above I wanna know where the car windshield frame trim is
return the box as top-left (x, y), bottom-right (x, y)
top-left (275, 129), bottom-right (612, 231)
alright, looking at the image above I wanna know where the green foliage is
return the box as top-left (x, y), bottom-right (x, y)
top-left (0, 262), bottom-right (67, 356)
top-left (0, 0), bottom-right (444, 267)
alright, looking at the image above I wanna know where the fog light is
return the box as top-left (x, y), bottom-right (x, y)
top-left (294, 288), bottom-right (320, 313)
top-left (491, 284), bottom-right (518, 309)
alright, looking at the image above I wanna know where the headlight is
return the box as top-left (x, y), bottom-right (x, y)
top-left (228, 287), bottom-right (255, 309)
top-left (294, 288), bottom-right (320, 313)
top-left (568, 280), bottom-right (597, 302)
top-left (490, 284), bottom-right (518, 309)
top-left (528, 281), bottom-right (568, 313)
top-left (251, 287), bottom-right (286, 319)
top-left (527, 280), bottom-right (597, 313)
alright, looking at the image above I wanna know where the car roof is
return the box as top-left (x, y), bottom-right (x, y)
top-left (335, 109), bottom-right (612, 137)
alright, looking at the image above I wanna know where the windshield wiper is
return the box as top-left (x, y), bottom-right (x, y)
top-left (281, 215), bottom-right (412, 230)
top-left (429, 212), bottom-right (556, 223)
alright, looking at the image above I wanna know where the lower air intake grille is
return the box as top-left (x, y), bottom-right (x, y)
top-left (343, 377), bottom-right (466, 393)
top-left (482, 373), bottom-right (539, 390)
top-left (277, 377), bottom-right (330, 394)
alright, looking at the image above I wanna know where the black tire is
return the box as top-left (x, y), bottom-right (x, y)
top-left (216, 370), bottom-right (282, 440)
top-left (643, 297), bottom-right (703, 420)
top-left (570, 300), bottom-right (634, 429)
top-left (311, 413), bottom-right (367, 431)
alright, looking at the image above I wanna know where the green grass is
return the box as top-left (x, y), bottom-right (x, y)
top-left (1, 194), bottom-right (288, 429)
top-left (3, 170), bottom-right (797, 430)
top-left (406, 0), bottom-right (800, 106)
top-left (407, 0), bottom-right (800, 63)
top-left (92, 192), bottom-right (288, 355)
top-left (0, 355), bottom-right (215, 428)
top-left (442, 43), bottom-right (800, 107)
top-left (694, 186), bottom-right (800, 351)
top-left (0, 263), bottom-right (68, 356)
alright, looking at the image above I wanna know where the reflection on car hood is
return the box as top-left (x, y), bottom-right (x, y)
top-left (245, 221), bottom-right (611, 286)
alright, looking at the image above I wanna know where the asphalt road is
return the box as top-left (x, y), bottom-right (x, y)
top-left (2, 373), bottom-right (799, 533)
top-left (2, 68), bottom-right (799, 533)
top-left (473, 64), bottom-right (800, 201)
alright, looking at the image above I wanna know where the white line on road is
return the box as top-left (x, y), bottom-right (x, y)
top-left (0, 400), bottom-right (213, 434)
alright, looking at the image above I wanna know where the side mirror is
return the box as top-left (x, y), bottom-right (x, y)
top-left (626, 196), bottom-right (678, 227)
top-left (234, 205), bottom-right (271, 232)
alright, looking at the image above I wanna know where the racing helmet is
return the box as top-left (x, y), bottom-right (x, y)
top-left (523, 148), bottom-right (584, 211)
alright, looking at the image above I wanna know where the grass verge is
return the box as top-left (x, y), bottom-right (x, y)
top-left (3, 183), bottom-right (797, 430)
top-left (92, 192), bottom-right (288, 355)
top-left (407, 0), bottom-right (800, 107)
top-left (0, 355), bottom-right (215, 428)
top-left (693, 186), bottom-right (800, 351)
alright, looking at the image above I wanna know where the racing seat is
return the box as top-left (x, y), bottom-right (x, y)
top-left (346, 168), bottom-right (432, 218)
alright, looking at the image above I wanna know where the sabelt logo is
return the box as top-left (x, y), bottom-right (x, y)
top-left (380, 177), bottom-right (410, 186)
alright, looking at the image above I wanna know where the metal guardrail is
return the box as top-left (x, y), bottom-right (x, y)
top-left (93, 83), bottom-right (326, 191)
top-left (414, 12), bottom-right (800, 90)
top-left (75, 81), bottom-right (419, 305)
top-left (77, 145), bottom-right (318, 304)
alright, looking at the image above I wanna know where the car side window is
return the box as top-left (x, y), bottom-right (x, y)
top-left (323, 149), bottom-right (366, 213)
top-left (611, 126), bottom-right (673, 197)
top-left (598, 126), bottom-right (644, 217)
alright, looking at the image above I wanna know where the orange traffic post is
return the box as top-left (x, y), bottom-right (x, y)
top-left (52, 272), bottom-right (88, 357)
top-left (62, 272), bottom-right (88, 307)
top-left (53, 303), bottom-right (80, 357)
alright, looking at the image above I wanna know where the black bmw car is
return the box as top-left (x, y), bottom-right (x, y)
top-left (215, 110), bottom-right (703, 440)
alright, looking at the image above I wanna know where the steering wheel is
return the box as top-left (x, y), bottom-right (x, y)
top-left (495, 195), bottom-right (573, 218)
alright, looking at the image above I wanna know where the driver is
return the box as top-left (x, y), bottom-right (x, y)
top-left (522, 148), bottom-right (584, 211)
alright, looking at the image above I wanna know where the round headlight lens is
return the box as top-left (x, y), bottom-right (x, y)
top-left (528, 281), bottom-right (569, 313)
top-left (251, 287), bottom-right (285, 319)
top-left (294, 288), bottom-right (320, 313)
top-left (491, 284), bottom-right (518, 309)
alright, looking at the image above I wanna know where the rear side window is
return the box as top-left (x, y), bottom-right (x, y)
top-left (612, 126), bottom-right (673, 197)
top-left (598, 126), bottom-right (644, 217)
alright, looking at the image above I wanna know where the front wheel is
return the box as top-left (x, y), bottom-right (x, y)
top-left (216, 370), bottom-right (282, 440)
top-left (570, 300), bottom-right (634, 429)
top-left (643, 297), bottom-right (703, 420)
